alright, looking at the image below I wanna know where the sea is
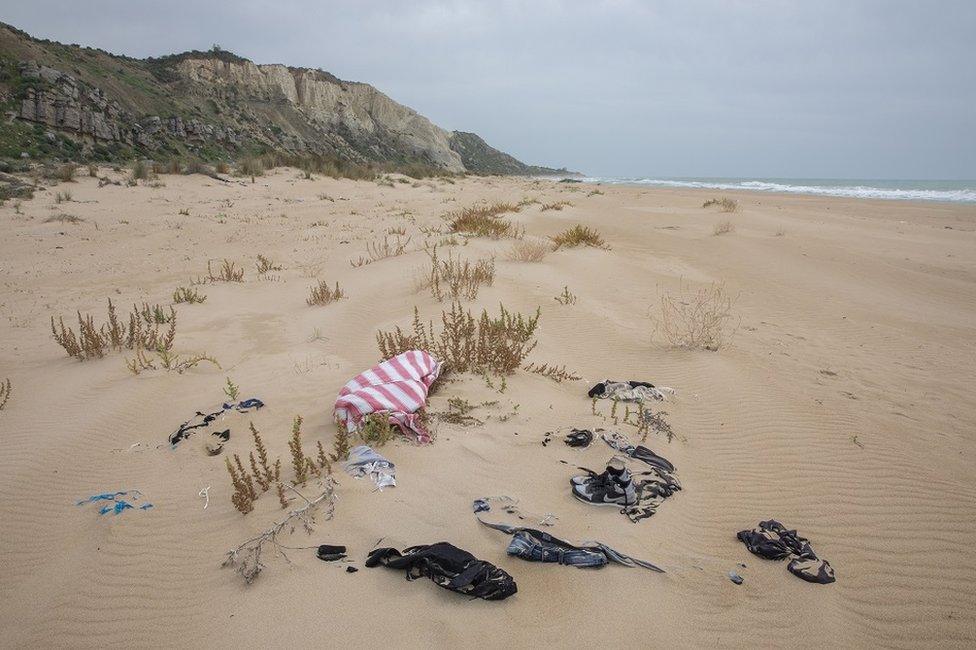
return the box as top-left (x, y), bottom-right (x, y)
top-left (573, 177), bottom-right (976, 204)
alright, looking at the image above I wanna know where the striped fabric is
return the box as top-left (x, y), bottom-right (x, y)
top-left (333, 350), bottom-right (443, 443)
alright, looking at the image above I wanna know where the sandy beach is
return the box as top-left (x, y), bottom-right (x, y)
top-left (1, 169), bottom-right (974, 648)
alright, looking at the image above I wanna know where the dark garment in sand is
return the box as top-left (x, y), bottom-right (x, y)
top-left (737, 520), bottom-right (835, 584)
top-left (366, 542), bottom-right (517, 600)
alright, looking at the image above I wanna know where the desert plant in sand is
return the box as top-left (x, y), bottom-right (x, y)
top-left (506, 238), bottom-right (549, 263)
top-left (44, 213), bottom-right (83, 224)
top-left (238, 157), bottom-right (265, 177)
top-left (349, 236), bottom-right (411, 267)
top-left (651, 281), bottom-right (738, 351)
top-left (356, 413), bottom-right (398, 447)
top-left (377, 301), bottom-right (541, 376)
top-left (130, 159), bottom-right (150, 181)
top-left (307, 281), bottom-right (346, 306)
top-left (288, 416), bottom-right (322, 485)
top-left (550, 224), bottom-right (607, 250)
top-left (0, 377), bottom-right (10, 411)
top-left (172, 286), bottom-right (207, 304)
top-left (207, 259), bottom-right (245, 282)
top-left (52, 299), bottom-right (176, 361)
top-left (540, 201), bottom-right (573, 211)
top-left (124, 345), bottom-right (219, 375)
top-left (713, 220), bottom-right (735, 235)
top-left (255, 255), bottom-right (282, 274)
top-left (703, 197), bottom-right (738, 212)
top-left (416, 245), bottom-right (495, 301)
top-left (444, 202), bottom-right (522, 238)
top-left (524, 362), bottom-right (581, 383)
top-left (554, 286), bottom-right (577, 305)
top-left (330, 426), bottom-right (352, 463)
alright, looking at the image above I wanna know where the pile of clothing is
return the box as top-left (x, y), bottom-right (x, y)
top-left (169, 398), bottom-right (264, 447)
top-left (737, 520), bottom-right (835, 584)
top-left (588, 379), bottom-right (673, 402)
top-left (366, 542), bottom-right (517, 600)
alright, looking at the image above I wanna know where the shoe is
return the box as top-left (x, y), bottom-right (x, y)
top-left (571, 459), bottom-right (637, 507)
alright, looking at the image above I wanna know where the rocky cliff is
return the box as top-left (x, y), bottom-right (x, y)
top-left (0, 22), bottom-right (566, 175)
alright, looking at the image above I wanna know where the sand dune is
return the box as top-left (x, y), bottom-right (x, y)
top-left (1, 169), bottom-right (974, 647)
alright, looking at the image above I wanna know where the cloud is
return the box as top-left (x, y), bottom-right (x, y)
top-left (3, 0), bottom-right (974, 177)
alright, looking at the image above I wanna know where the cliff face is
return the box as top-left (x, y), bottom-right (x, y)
top-left (0, 22), bottom-right (563, 174)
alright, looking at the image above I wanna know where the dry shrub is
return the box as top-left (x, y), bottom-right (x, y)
top-left (550, 224), bottom-right (606, 250)
top-left (87, 163), bottom-right (98, 177)
top-left (376, 301), bottom-right (540, 375)
top-left (554, 286), bottom-right (577, 305)
top-left (167, 159), bottom-right (183, 174)
top-left (350, 236), bottom-right (410, 267)
top-left (506, 238), bottom-right (549, 263)
top-left (44, 213), bottom-right (83, 224)
top-left (173, 286), bottom-right (206, 304)
top-left (238, 157), bottom-right (265, 177)
top-left (54, 190), bottom-right (71, 204)
top-left (52, 299), bottom-right (176, 361)
top-left (208, 259), bottom-right (244, 282)
top-left (703, 197), bottom-right (738, 212)
top-left (216, 161), bottom-right (231, 174)
top-left (0, 377), bottom-right (10, 411)
top-left (417, 245), bottom-right (494, 301)
top-left (131, 159), bottom-right (150, 181)
top-left (540, 201), bottom-right (572, 211)
top-left (125, 347), bottom-right (219, 375)
top-left (256, 255), bottom-right (282, 274)
top-left (524, 362), bottom-right (581, 383)
top-left (445, 203), bottom-right (521, 238)
top-left (307, 281), bottom-right (346, 306)
top-left (289, 415), bottom-right (321, 485)
top-left (651, 282), bottom-right (738, 351)
top-left (387, 225), bottom-right (407, 236)
top-left (713, 221), bottom-right (735, 236)
top-left (57, 163), bottom-right (77, 182)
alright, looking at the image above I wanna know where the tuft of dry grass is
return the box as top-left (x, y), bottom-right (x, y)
top-left (540, 201), bottom-right (572, 211)
top-left (256, 255), bottom-right (282, 275)
top-left (550, 224), bottom-right (607, 250)
top-left (130, 159), bottom-right (150, 181)
top-left (238, 157), bottom-right (265, 177)
top-left (208, 259), bottom-right (244, 282)
top-left (52, 299), bottom-right (176, 361)
top-left (172, 286), bottom-right (206, 304)
top-left (350, 236), bottom-right (410, 267)
top-left (307, 281), bottom-right (346, 306)
top-left (416, 245), bottom-right (494, 301)
top-left (524, 362), bottom-right (581, 383)
top-left (703, 197), bottom-right (738, 212)
top-left (44, 213), bottom-right (83, 224)
top-left (651, 281), bottom-right (738, 351)
top-left (57, 163), bottom-right (77, 183)
top-left (506, 238), bottom-right (549, 263)
top-left (713, 220), bottom-right (735, 236)
top-left (0, 377), bottom-right (10, 411)
top-left (377, 301), bottom-right (540, 376)
top-left (554, 286), bottom-right (577, 305)
top-left (444, 202), bottom-right (521, 238)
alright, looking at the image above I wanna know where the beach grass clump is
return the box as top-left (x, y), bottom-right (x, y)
top-left (0, 377), bottom-right (10, 411)
top-left (540, 201), bottom-right (572, 211)
top-left (130, 159), bottom-right (150, 181)
top-left (173, 286), bottom-right (207, 304)
top-left (506, 238), bottom-right (549, 263)
top-left (51, 299), bottom-right (176, 361)
top-left (44, 213), bottom-right (83, 224)
top-left (57, 163), bottom-right (77, 183)
top-left (376, 301), bottom-right (540, 376)
top-left (350, 236), bottom-right (410, 267)
top-left (550, 224), bottom-right (607, 250)
top-left (445, 203), bottom-right (521, 238)
top-left (703, 197), bottom-right (738, 212)
top-left (713, 220), bottom-right (735, 236)
top-left (651, 281), bottom-right (737, 351)
top-left (554, 286), bottom-right (577, 305)
top-left (238, 157), bottom-right (265, 177)
top-left (523, 362), bottom-right (581, 383)
top-left (208, 259), bottom-right (245, 282)
top-left (256, 255), bottom-right (282, 275)
top-left (307, 281), bottom-right (346, 306)
top-left (417, 245), bottom-right (494, 301)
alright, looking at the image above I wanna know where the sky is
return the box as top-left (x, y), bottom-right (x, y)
top-left (3, 1), bottom-right (975, 179)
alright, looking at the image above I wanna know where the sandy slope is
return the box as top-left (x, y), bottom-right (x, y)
top-left (0, 169), bottom-right (974, 648)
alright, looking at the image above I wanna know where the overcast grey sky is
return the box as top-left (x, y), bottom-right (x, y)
top-left (3, 1), bottom-right (975, 178)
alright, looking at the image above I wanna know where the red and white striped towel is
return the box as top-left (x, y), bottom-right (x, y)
top-left (333, 350), bottom-right (443, 443)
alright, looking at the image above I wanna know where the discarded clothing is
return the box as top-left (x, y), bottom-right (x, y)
top-left (564, 428), bottom-right (594, 448)
top-left (334, 350), bottom-right (442, 443)
top-left (344, 445), bottom-right (396, 489)
top-left (588, 380), bottom-right (673, 402)
top-left (737, 520), bottom-right (835, 584)
top-left (316, 544), bottom-right (347, 562)
top-left (477, 518), bottom-right (663, 572)
top-left (472, 496), bottom-right (557, 527)
top-left (571, 452), bottom-right (681, 523)
top-left (76, 490), bottom-right (153, 516)
top-left (601, 430), bottom-right (675, 473)
top-left (169, 398), bottom-right (264, 445)
top-left (366, 542), bottom-right (517, 600)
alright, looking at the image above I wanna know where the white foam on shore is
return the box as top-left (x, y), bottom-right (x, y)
top-left (576, 177), bottom-right (976, 203)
